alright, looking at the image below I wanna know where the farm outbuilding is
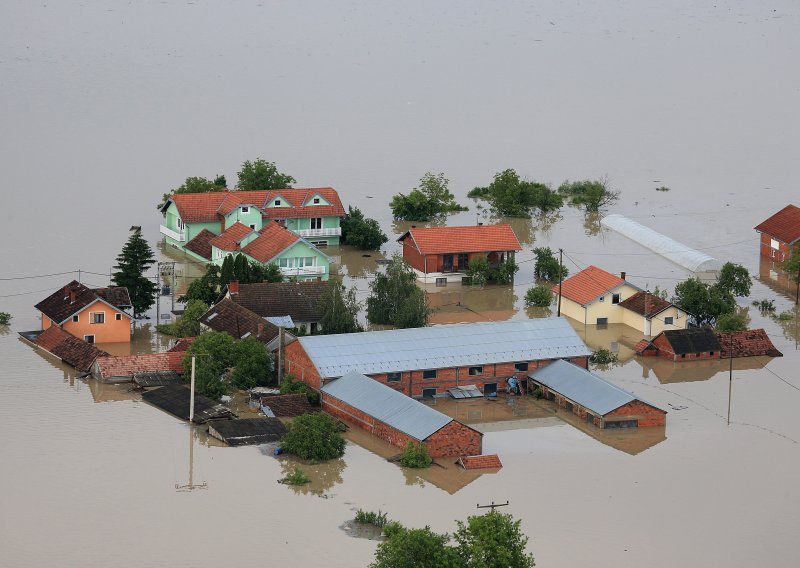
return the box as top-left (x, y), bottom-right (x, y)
top-left (528, 359), bottom-right (666, 428)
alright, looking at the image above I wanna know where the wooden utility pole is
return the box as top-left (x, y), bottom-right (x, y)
top-left (727, 333), bottom-right (733, 425)
top-left (189, 355), bottom-right (196, 423)
top-left (557, 248), bottom-right (564, 317)
top-left (477, 501), bottom-right (509, 512)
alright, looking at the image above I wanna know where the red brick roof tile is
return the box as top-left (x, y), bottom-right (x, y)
top-left (171, 192), bottom-right (228, 223)
top-left (717, 329), bottom-right (783, 358)
top-left (94, 352), bottom-right (185, 380)
top-left (209, 222), bottom-right (255, 252)
top-left (167, 337), bottom-right (196, 352)
top-left (34, 326), bottom-right (108, 372)
top-left (399, 224), bottom-right (522, 255)
top-left (241, 222), bottom-right (300, 263)
top-left (755, 204), bottom-right (800, 245)
top-left (618, 291), bottom-right (674, 318)
top-left (458, 454), bottom-right (502, 470)
top-left (184, 229), bottom-right (216, 260)
top-left (633, 339), bottom-right (656, 354)
top-left (554, 266), bottom-right (627, 306)
top-left (34, 281), bottom-right (129, 324)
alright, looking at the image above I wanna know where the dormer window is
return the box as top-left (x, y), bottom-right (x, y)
top-left (313, 198), bottom-right (320, 204)
top-left (274, 199), bottom-right (281, 206)
top-left (241, 206), bottom-right (249, 214)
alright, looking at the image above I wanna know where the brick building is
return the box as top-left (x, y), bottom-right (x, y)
top-left (755, 204), bottom-right (800, 263)
top-left (321, 370), bottom-right (482, 457)
top-left (634, 327), bottom-right (722, 361)
top-left (529, 359), bottom-right (666, 428)
top-left (283, 318), bottom-right (591, 399)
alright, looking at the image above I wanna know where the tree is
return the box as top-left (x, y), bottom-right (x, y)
top-left (370, 526), bottom-right (462, 568)
top-left (466, 257), bottom-right (518, 286)
top-left (0, 312), bottom-right (11, 325)
top-left (716, 312), bottom-right (748, 332)
top-left (280, 412), bottom-right (346, 461)
top-left (220, 255), bottom-right (235, 286)
top-left (533, 247), bottom-right (567, 282)
top-left (390, 172), bottom-right (467, 221)
top-left (469, 169), bottom-right (562, 217)
top-left (782, 245), bottom-right (800, 286)
top-left (367, 255), bottom-right (430, 328)
top-left (672, 277), bottom-right (736, 326)
top-left (156, 299), bottom-right (208, 337)
top-left (558, 178), bottom-right (619, 212)
top-left (250, 261), bottom-right (283, 284)
top-left (318, 279), bottom-right (363, 335)
top-left (218, 254), bottom-right (283, 287)
top-left (112, 231), bottom-right (157, 318)
top-left (179, 265), bottom-right (221, 305)
top-left (399, 442), bottom-right (432, 468)
top-left (231, 336), bottom-right (274, 389)
top-left (341, 206), bottom-right (388, 250)
top-left (183, 331), bottom-right (237, 399)
top-left (158, 174), bottom-right (226, 209)
top-left (236, 158), bottom-right (296, 190)
top-left (466, 257), bottom-right (490, 288)
top-left (716, 262), bottom-right (752, 297)
top-left (453, 510), bottom-right (535, 568)
top-left (525, 285), bottom-right (553, 307)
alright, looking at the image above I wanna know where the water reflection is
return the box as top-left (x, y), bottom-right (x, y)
top-left (566, 321), bottom-right (642, 364)
top-left (428, 285), bottom-right (517, 324)
top-left (638, 355), bottom-right (773, 384)
top-left (277, 456), bottom-right (346, 497)
top-left (757, 256), bottom-right (800, 301)
top-left (337, 245), bottom-right (388, 279)
top-left (770, 306), bottom-right (800, 344)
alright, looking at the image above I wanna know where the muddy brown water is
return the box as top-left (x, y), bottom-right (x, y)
top-left (1, 2), bottom-right (799, 567)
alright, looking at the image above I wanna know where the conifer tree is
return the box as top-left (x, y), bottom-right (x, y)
top-left (112, 230), bottom-right (157, 318)
top-left (220, 255), bottom-right (235, 286)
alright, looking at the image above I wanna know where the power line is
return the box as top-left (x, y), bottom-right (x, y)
top-left (0, 270), bottom-right (77, 281)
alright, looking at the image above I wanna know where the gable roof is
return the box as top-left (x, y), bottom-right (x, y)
top-left (184, 228), bottom-right (216, 260)
top-left (660, 328), bottom-right (721, 355)
top-left (298, 318), bottom-right (591, 379)
top-left (259, 393), bottom-right (317, 417)
top-left (209, 222), bottom-right (255, 252)
top-left (529, 359), bottom-right (664, 416)
top-left (94, 352), bottom-right (185, 380)
top-left (229, 281), bottom-right (325, 323)
top-left (35, 281), bottom-right (130, 324)
top-left (33, 326), bottom-right (108, 371)
top-left (198, 297), bottom-right (280, 343)
top-left (554, 266), bottom-right (630, 306)
top-left (260, 187), bottom-right (345, 219)
top-left (168, 192), bottom-right (228, 223)
top-left (754, 204), bottom-right (800, 245)
top-left (241, 222), bottom-right (301, 263)
top-left (618, 291), bottom-right (675, 318)
top-left (458, 454), bottom-right (502, 470)
top-left (716, 329), bottom-right (783, 358)
top-left (321, 370), bottom-right (456, 441)
top-left (398, 224), bottom-right (522, 255)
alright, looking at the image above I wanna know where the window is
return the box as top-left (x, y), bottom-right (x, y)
top-left (435, 277), bottom-right (447, 287)
top-left (422, 388), bottom-right (436, 399)
top-left (279, 258), bottom-right (289, 268)
top-left (771, 238), bottom-right (780, 250)
top-left (90, 312), bottom-right (105, 324)
top-left (84, 335), bottom-right (95, 344)
top-left (484, 383), bottom-right (498, 396)
top-left (514, 362), bottom-right (529, 372)
top-left (313, 197), bottom-right (320, 204)
top-left (241, 206), bottom-right (249, 214)
top-left (664, 316), bottom-right (674, 325)
top-left (72, 315), bottom-right (79, 322)
top-left (311, 217), bottom-right (322, 230)
top-left (115, 313), bottom-right (122, 321)
top-left (249, 224), bottom-right (257, 230)
top-left (310, 241), bottom-right (327, 248)
top-left (599, 295), bottom-right (605, 302)
top-left (274, 199), bottom-right (281, 206)
top-left (468, 366), bottom-right (483, 376)
top-left (387, 372), bottom-right (401, 382)
top-left (457, 253), bottom-right (469, 269)
top-left (612, 293), bottom-right (620, 304)
top-left (710, 352), bottom-right (715, 357)
top-left (422, 369), bottom-right (437, 379)
top-left (596, 317), bottom-right (608, 327)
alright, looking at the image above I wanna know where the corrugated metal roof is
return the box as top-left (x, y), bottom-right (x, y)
top-left (529, 359), bottom-right (659, 416)
top-left (298, 318), bottom-right (591, 378)
top-left (321, 371), bottom-right (453, 441)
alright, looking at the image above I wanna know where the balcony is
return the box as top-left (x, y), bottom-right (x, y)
top-left (160, 224), bottom-right (186, 243)
top-left (280, 265), bottom-right (327, 276)
top-left (293, 227), bottom-right (342, 238)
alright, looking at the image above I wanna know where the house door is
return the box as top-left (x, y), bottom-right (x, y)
top-left (422, 388), bottom-right (436, 399)
top-left (484, 383), bottom-right (497, 397)
top-left (442, 255), bottom-right (454, 272)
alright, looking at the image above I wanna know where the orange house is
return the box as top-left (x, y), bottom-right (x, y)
top-left (35, 281), bottom-right (132, 344)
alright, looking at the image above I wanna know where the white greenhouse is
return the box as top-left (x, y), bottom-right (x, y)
top-left (601, 214), bottom-right (723, 273)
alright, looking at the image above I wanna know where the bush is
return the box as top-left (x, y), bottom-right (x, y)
top-left (525, 285), bottom-right (553, 307)
top-left (355, 509), bottom-right (389, 528)
top-left (231, 336), bottom-right (274, 389)
top-left (558, 178), bottom-right (620, 212)
top-left (774, 310), bottom-right (794, 322)
top-left (399, 442), bottom-right (432, 468)
top-left (716, 312), bottom-right (748, 332)
top-left (341, 206), bottom-right (388, 251)
top-left (280, 413), bottom-right (346, 461)
top-left (382, 521), bottom-right (405, 539)
top-left (280, 374), bottom-right (320, 405)
top-left (752, 299), bottom-right (775, 313)
top-left (589, 348), bottom-right (619, 365)
top-left (281, 466), bottom-right (310, 485)
top-left (466, 257), bottom-right (490, 288)
top-left (156, 299), bottom-right (208, 337)
top-left (391, 172), bottom-right (467, 221)
top-left (533, 247), bottom-right (567, 282)
top-left (655, 186), bottom-right (671, 192)
top-left (470, 169), bottom-right (562, 217)
top-left (0, 312), bottom-right (11, 325)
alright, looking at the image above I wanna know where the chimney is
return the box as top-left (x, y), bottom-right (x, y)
top-left (69, 290), bottom-right (76, 303)
top-left (620, 271), bottom-right (626, 280)
top-left (410, 225), bottom-right (416, 229)
top-left (229, 280), bottom-right (239, 295)
top-left (257, 323), bottom-right (264, 337)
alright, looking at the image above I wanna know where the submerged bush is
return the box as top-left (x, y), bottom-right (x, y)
top-left (525, 285), bottom-right (553, 307)
top-left (399, 441), bottom-right (432, 468)
top-left (281, 466), bottom-right (310, 485)
top-left (0, 312), bottom-right (11, 325)
top-left (589, 348), bottom-right (619, 365)
top-left (355, 509), bottom-right (389, 528)
top-left (280, 374), bottom-right (320, 405)
top-left (280, 412), bottom-right (346, 461)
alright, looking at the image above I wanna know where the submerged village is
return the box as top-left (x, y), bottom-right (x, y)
top-left (5, 157), bottom-right (799, 563)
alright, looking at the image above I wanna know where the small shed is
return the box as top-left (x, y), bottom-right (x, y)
top-left (649, 328), bottom-right (722, 361)
top-left (528, 359), bottom-right (666, 428)
top-left (141, 385), bottom-right (236, 423)
top-left (208, 418), bottom-right (287, 446)
top-left (754, 204), bottom-right (800, 262)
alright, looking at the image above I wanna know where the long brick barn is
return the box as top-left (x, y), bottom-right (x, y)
top-left (283, 318), bottom-right (591, 398)
top-left (321, 370), bottom-right (482, 457)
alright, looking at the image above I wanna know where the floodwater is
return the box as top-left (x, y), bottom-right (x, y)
top-left (1, 1), bottom-right (799, 566)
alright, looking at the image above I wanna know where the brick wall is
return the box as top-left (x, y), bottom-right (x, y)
top-left (283, 340), bottom-right (323, 390)
top-left (401, 238), bottom-right (427, 273)
top-left (760, 232), bottom-right (792, 262)
top-left (424, 421), bottom-right (482, 457)
top-left (605, 400), bottom-right (666, 427)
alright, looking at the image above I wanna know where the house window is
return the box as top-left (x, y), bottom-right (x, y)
top-left (435, 277), bottom-right (447, 287)
top-left (612, 293), bottom-right (620, 304)
top-left (710, 352), bottom-right (715, 357)
top-left (599, 295), bottom-right (605, 302)
top-left (457, 253), bottom-right (469, 269)
top-left (84, 335), bottom-right (95, 344)
top-left (279, 258), bottom-right (289, 268)
top-left (422, 369), bottom-right (437, 379)
top-left (664, 316), bottom-right (674, 325)
top-left (313, 198), bottom-right (320, 204)
top-left (596, 317), bottom-right (608, 328)
top-left (310, 241), bottom-right (327, 248)
top-left (241, 206), bottom-right (250, 214)
top-left (115, 313), bottom-right (122, 321)
top-left (468, 366), bottom-right (483, 376)
top-left (311, 217), bottom-right (322, 230)
top-left (249, 224), bottom-right (257, 230)
top-left (422, 388), bottom-right (436, 399)
top-left (514, 362), bottom-right (529, 372)
top-left (771, 238), bottom-right (780, 250)
top-left (387, 372), bottom-right (401, 382)
top-left (72, 315), bottom-right (79, 322)
top-left (90, 312), bottom-right (105, 324)
top-left (274, 199), bottom-right (281, 206)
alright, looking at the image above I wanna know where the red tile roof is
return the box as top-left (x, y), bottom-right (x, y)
top-left (94, 352), bottom-right (185, 380)
top-left (198, 297), bottom-right (280, 343)
top-left (458, 454), bottom-right (502, 470)
top-left (755, 204), bottom-right (800, 245)
top-left (241, 222), bottom-right (300, 263)
top-left (209, 222), bottom-right (255, 252)
top-left (167, 337), bottom-right (196, 352)
top-left (184, 229), bottom-right (216, 260)
top-left (634, 339), bottom-right (657, 354)
top-left (717, 329), bottom-right (783, 358)
top-left (618, 291), bottom-right (674, 318)
top-left (398, 224), bottom-right (522, 255)
top-left (34, 326), bottom-right (108, 371)
top-left (554, 266), bottom-right (627, 306)
top-left (170, 192), bottom-right (228, 223)
top-left (34, 281), bottom-right (129, 324)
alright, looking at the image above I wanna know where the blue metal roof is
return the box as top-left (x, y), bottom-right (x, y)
top-left (321, 371), bottom-right (453, 441)
top-left (298, 318), bottom-right (591, 378)
top-left (529, 359), bottom-right (660, 416)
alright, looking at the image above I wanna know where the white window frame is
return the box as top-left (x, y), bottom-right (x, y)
top-left (249, 224), bottom-right (257, 230)
top-left (313, 198), bottom-right (320, 204)
top-left (84, 334), bottom-right (95, 343)
top-left (770, 238), bottom-right (780, 250)
top-left (599, 295), bottom-right (605, 302)
top-left (612, 293), bottom-right (620, 304)
top-left (115, 313), bottom-right (122, 321)
top-left (664, 316), bottom-right (674, 325)
top-left (89, 312), bottom-right (105, 324)
top-left (241, 206), bottom-right (250, 214)
top-left (311, 217), bottom-right (322, 230)
top-left (274, 199), bottom-right (281, 206)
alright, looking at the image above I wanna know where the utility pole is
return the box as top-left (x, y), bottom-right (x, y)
top-left (175, 425), bottom-right (207, 492)
top-left (727, 332), bottom-right (733, 425)
top-left (557, 248), bottom-right (564, 317)
top-left (77, 269), bottom-right (82, 284)
top-left (477, 501), bottom-right (509, 512)
top-left (190, 355), bottom-right (196, 423)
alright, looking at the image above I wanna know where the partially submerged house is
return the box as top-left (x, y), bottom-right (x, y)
top-left (321, 370), bottom-right (482, 457)
top-left (755, 204), bottom-right (800, 263)
top-left (528, 359), bottom-right (666, 428)
top-left (198, 297), bottom-right (287, 349)
top-left (34, 281), bottom-right (132, 343)
top-left (555, 266), bottom-right (689, 334)
top-left (716, 329), bottom-right (783, 358)
top-left (225, 280), bottom-right (326, 334)
top-left (160, 187), bottom-right (345, 250)
top-left (283, 318), bottom-right (591, 398)
top-left (141, 384), bottom-right (236, 423)
top-left (634, 327), bottom-right (721, 361)
top-left (91, 351), bottom-right (185, 383)
top-left (397, 224), bottom-right (522, 284)
top-left (20, 326), bottom-right (108, 372)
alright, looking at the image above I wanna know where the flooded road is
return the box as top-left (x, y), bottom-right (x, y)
top-left (1, 1), bottom-right (799, 566)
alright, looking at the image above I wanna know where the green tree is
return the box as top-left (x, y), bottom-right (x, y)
top-left (156, 299), bottom-right (208, 337)
top-left (158, 174), bottom-right (226, 209)
top-left (112, 231), bottom-right (157, 318)
top-left (0, 312), bottom-right (11, 325)
top-left (231, 336), bottom-right (274, 389)
top-left (533, 247), bottom-right (567, 282)
top-left (280, 412), bottom-right (346, 461)
top-left (318, 279), bottom-right (363, 335)
top-left (399, 442), bottom-right (432, 468)
top-left (391, 172), bottom-right (467, 221)
top-left (466, 257), bottom-right (490, 288)
top-left (370, 526), bottom-right (462, 568)
top-left (250, 261), bottom-right (284, 283)
top-left (341, 206), bottom-right (388, 250)
top-left (179, 265), bottom-right (221, 304)
top-left (236, 158), bottom-right (296, 190)
top-left (716, 312), bottom-right (748, 332)
top-left (470, 169), bottom-right (562, 217)
top-left (367, 255), bottom-right (430, 328)
top-left (220, 255), bottom-right (235, 286)
top-left (716, 262), bottom-right (752, 297)
top-left (782, 245), bottom-right (800, 285)
top-left (558, 178), bottom-right (619, 212)
top-left (525, 285), bottom-right (553, 307)
top-left (493, 257), bottom-right (518, 284)
top-left (183, 331), bottom-right (237, 399)
top-left (672, 277), bottom-right (736, 326)
top-left (453, 510), bottom-right (535, 568)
